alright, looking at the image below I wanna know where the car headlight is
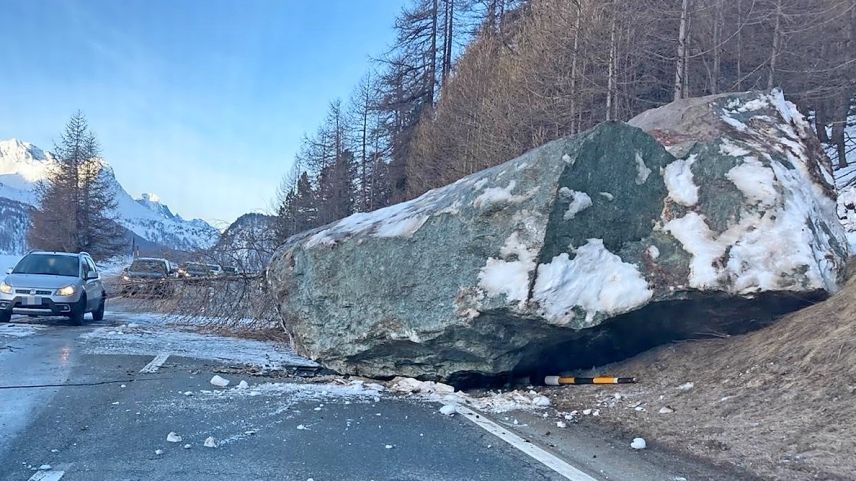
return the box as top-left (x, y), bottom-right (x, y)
top-left (122, 274), bottom-right (130, 281)
top-left (56, 285), bottom-right (76, 297)
top-left (0, 282), bottom-right (12, 294)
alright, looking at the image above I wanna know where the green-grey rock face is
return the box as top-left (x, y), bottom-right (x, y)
top-left (267, 90), bottom-right (848, 383)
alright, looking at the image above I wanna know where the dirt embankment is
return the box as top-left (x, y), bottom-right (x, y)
top-left (545, 274), bottom-right (856, 481)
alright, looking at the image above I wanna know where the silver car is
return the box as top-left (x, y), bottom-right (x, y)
top-left (0, 251), bottom-right (106, 325)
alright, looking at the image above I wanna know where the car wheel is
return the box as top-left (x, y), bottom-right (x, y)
top-left (92, 298), bottom-right (105, 321)
top-left (69, 296), bottom-right (86, 326)
top-left (0, 311), bottom-right (10, 323)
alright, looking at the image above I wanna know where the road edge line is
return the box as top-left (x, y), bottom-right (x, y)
top-left (455, 404), bottom-right (600, 481)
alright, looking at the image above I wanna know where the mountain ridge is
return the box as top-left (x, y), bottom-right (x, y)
top-left (0, 138), bottom-right (219, 254)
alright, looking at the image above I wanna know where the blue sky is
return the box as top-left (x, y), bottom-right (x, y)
top-left (0, 0), bottom-right (406, 226)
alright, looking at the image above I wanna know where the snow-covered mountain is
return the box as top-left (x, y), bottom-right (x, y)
top-left (0, 138), bottom-right (219, 254)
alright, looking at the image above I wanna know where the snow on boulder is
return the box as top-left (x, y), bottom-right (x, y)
top-left (268, 90), bottom-right (847, 385)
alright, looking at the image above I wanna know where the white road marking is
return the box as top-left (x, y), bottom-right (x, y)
top-left (27, 470), bottom-right (65, 481)
top-left (455, 405), bottom-right (600, 481)
top-left (140, 353), bottom-right (169, 373)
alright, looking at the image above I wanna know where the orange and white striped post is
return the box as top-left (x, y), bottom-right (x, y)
top-left (544, 376), bottom-right (637, 385)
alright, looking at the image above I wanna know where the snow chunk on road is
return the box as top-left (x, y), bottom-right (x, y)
top-left (390, 377), bottom-right (454, 395)
top-left (664, 154), bottom-right (698, 206)
top-left (439, 404), bottom-right (457, 416)
top-left (200, 379), bottom-right (385, 405)
top-left (204, 437), bottom-right (218, 448)
top-left (390, 377), bottom-right (556, 414)
top-left (533, 239), bottom-right (652, 325)
top-left (631, 438), bottom-right (647, 450)
top-left (166, 432), bottom-right (182, 443)
top-left (210, 375), bottom-right (230, 388)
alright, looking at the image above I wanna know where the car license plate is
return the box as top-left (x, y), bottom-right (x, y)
top-left (28, 296), bottom-right (41, 306)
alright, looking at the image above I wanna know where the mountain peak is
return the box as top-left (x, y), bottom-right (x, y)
top-left (140, 192), bottom-right (161, 203)
top-left (0, 138), bottom-right (220, 253)
top-left (136, 192), bottom-right (178, 220)
top-left (0, 138), bottom-right (54, 182)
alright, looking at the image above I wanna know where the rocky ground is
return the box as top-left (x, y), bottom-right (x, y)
top-left (539, 272), bottom-right (856, 481)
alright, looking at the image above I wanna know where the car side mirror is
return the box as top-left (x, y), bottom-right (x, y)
top-left (4, 268), bottom-right (11, 275)
top-left (86, 272), bottom-right (99, 280)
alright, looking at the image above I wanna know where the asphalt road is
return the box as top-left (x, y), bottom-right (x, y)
top-left (0, 312), bottom-right (753, 481)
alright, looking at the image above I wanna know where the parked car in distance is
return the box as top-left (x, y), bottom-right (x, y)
top-left (178, 262), bottom-right (213, 278)
top-left (207, 264), bottom-right (223, 276)
top-left (0, 251), bottom-right (106, 325)
top-left (121, 257), bottom-right (174, 297)
top-left (221, 266), bottom-right (237, 276)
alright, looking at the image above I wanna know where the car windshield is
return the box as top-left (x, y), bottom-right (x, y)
top-left (129, 260), bottom-right (167, 274)
top-left (13, 254), bottom-right (79, 277)
top-left (185, 263), bottom-right (208, 272)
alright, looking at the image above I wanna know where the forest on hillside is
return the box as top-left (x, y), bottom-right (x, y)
top-left (271, 0), bottom-right (856, 243)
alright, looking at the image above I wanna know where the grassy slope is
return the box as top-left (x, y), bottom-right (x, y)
top-left (546, 272), bottom-right (856, 481)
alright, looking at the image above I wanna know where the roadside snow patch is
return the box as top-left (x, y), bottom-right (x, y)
top-left (80, 322), bottom-right (316, 369)
top-left (0, 323), bottom-right (47, 338)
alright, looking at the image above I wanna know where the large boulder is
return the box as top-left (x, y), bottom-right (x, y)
top-left (267, 90), bottom-right (848, 384)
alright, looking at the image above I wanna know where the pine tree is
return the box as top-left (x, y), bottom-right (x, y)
top-left (28, 112), bottom-right (124, 260)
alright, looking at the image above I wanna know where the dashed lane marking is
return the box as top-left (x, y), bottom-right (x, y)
top-left (27, 470), bottom-right (64, 481)
top-left (455, 404), bottom-right (600, 481)
top-left (139, 353), bottom-right (169, 373)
